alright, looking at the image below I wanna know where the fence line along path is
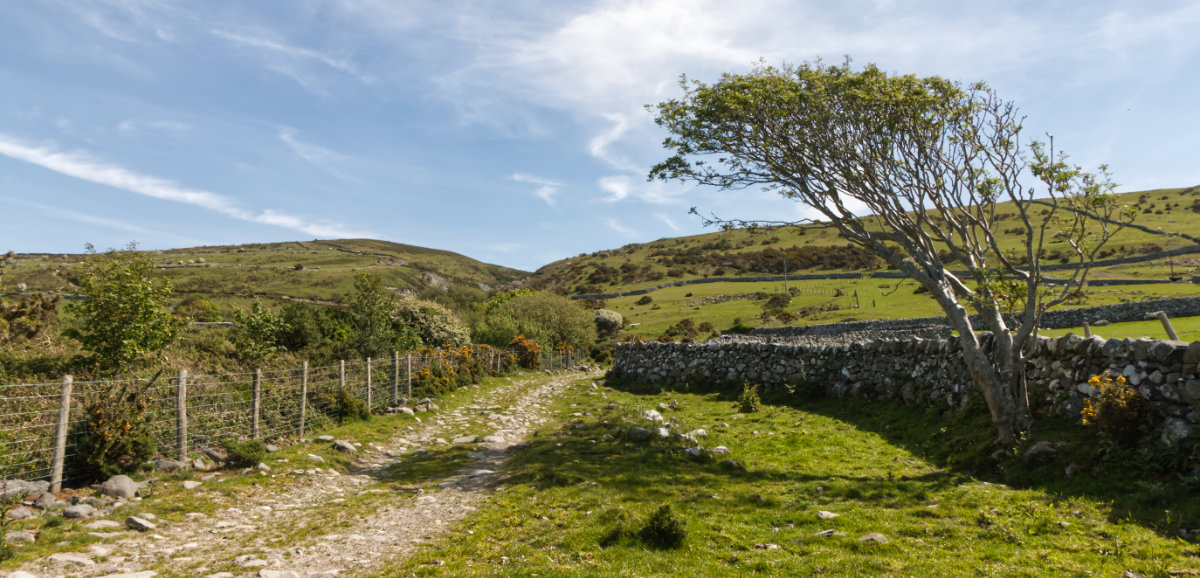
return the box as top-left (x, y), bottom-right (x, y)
top-left (0, 346), bottom-right (582, 492)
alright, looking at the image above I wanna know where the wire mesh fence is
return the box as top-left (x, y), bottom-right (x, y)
top-left (0, 346), bottom-right (582, 489)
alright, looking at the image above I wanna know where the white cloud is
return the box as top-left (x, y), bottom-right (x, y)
top-left (117, 119), bottom-right (189, 134)
top-left (279, 128), bottom-right (349, 166)
top-left (212, 28), bottom-right (373, 93)
top-left (655, 212), bottom-right (680, 232)
top-left (513, 172), bottom-right (563, 206)
top-left (598, 174), bottom-right (685, 205)
top-left (0, 133), bottom-right (367, 239)
top-left (603, 217), bottom-right (636, 238)
top-left (1, 196), bottom-right (199, 244)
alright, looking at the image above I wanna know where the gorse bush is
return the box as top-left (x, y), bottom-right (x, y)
top-left (639, 504), bottom-right (686, 549)
top-left (738, 383), bottom-right (761, 413)
top-left (509, 335), bottom-right (542, 369)
top-left (72, 379), bottom-right (157, 482)
top-left (1081, 372), bottom-right (1146, 445)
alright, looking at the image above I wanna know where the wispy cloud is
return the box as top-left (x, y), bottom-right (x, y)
top-left (1, 196), bottom-right (200, 245)
top-left (0, 133), bottom-right (367, 238)
top-left (212, 28), bottom-right (373, 93)
top-left (598, 175), bottom-right (683, 205)
top-left (655, 213), bottom-right (680, 232)
top-left (279, 128), bottom-right (349, 166)
top-left (513, 172), bottom-right (563, 206)
top-left (603, 217), bottom-right (636, 237)
top-left (116, 119), bottom-right (189, 134)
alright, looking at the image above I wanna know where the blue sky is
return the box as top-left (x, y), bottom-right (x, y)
top-left (2, 1), bottom-right (1198, 272)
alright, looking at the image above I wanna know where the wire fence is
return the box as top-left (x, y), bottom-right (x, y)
top-left (0, 346), bottom-right (583, 490)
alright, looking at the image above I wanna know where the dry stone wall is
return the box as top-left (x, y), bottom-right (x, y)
top-left (611, 333), bottom-right (1200, 443)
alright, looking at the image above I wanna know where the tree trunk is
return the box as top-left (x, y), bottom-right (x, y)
top-left (939, 295), bottom-right (1033, 446)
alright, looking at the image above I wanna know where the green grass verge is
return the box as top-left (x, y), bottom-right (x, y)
top-left (378, 379), bottom-right (1200, 576)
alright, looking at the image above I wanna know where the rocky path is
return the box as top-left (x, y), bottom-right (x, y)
top-left (9, 370), bottom-right (596, 578)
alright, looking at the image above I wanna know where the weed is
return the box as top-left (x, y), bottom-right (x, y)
top-left (1081, 372), bottom-right (1146, 445)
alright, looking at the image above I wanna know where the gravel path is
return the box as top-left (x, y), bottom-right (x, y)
top-left (9, 370), bottom-right (596, 578)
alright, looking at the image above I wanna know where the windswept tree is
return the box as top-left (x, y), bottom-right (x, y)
top-left (650, 60), bottom-right (1131, 444)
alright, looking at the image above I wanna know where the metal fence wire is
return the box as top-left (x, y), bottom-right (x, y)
top-left (0, 346), bottom-right (580, 489)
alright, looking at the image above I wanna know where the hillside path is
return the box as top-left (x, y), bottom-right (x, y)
top-left (11, 370), bottom-right (597, 578)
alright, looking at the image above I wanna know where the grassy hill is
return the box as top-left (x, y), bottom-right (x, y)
top-left (2, 238), bottom-right (529, 317)
top-left (529, 187), bottom-right (1200, 337)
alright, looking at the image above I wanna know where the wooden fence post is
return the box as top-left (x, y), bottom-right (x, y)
top-left (252, 369), bottom-right (262, 440)
top-left (298, 361), bottom-right (309, 439)
top-left (406, 353), bottom-right (412, 399)
top-left (49, 375), bottom-right (73, 494)
top-left (339, 359), bottom-right (346, 390)
top-left (392, 350), bottom-right (400, 405)
top-left (1155, 311), bottom-right (1181, 341)
top-left (1083, 322), bottom-right (1092, 338)
top-left (366, 357), bottom-right (373, 411)
top-left (176, 369), bottom-right (188, 460)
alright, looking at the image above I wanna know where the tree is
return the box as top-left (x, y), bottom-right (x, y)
top-left (394, 295), bottom-right (470, 348)
top-left (349, 273), bottom-right (420, 358)
top-left (650, 60), bottom-right (1131, 444)
top-left (65, 243), bottom-right (180, 375)
top-left (231, 301), bottom-right (287, 364)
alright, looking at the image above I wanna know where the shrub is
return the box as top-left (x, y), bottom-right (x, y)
top-left (635, 295), bottom-right (653, 306)
top-left (738, 383), bottom-right (761, 413)
top-left (71, 379), bottom-right (157, 482)
top-left (639, 504), bottom-right (686, 549)
top-left (509, 334), bottom-right (542, 369)
top-left (395, 296), bottom-right (470, 348)
top-left (474, 291), bottom-right (596, 352)
top-left (594, 309), bottom-right (625, 339)
top-left (332, 388), bottom-right (371, 424)
top-left (1081, 372), bottom-right (1145, 445)
top-left (232, 301), bottom-right (287, 363)
top-left (220, 439), bottom-right (266, 469)
top-left (177, 295), bottom-right (222, 322)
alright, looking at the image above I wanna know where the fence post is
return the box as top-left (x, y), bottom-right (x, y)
top-left (298, 361), bottom-right (309, 439)
top-left (339, 359), bottom-right (346, 390)
top-left (252, 368), bottom-right (262, 440)
top-left (366, 357), bottom-right (373, 411)
top-left (49, 375), bottom-right (73, 494)
top-left (1083, 322), bottom-right (1092, 338)
top-left (1154, 311), bottom-right (1181, 341)
top-left (406, 353), bottom-right (412, 399)
top-left (392, 350), bottom-right (400, 405)
top-left (176, 369), bottom-right (188, 460)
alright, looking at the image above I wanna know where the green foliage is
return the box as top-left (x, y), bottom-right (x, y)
top-left (71, 379), bottom-right (157, 482)
top-left (220, 439), bottom-right (267, 469)
top-left (64, 243), bottom-right (181, 374)
top-left (395, 296), bottom-right (470, 348)
top-left (231, 301), bottom-right (287, 363)
top-left (738, 383), bottom-right (761, 413)
top-left (331, 387), bottom-right (371, 423)
top-left (349, 273), bottom-right (420, 358)
top-left (474, 291), bottom-right (596, 352)
top-left (176, 295), bottom-right (222, 322)
top-left (509, 334), bottom-right (542, 369)
top-left (279, 302), bottom-right (352, 361)
top-left (635, 295), bottom-right (653, 306)
top-left (639, 504), bottom-right (687, 549)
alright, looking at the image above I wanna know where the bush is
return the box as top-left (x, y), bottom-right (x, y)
top-left (594, 309), bottom-right (625, 339)
top-left (71, 379), bottom-right (157, 482)
top-left (231, 302), bottom-right (287, 363)
top-left (1081, 372), bottom-right (1145, 445)
top-left (176, 296), bottom-right (221, 322)
top-left (738, 383), bottom-right (761, 413)
top-left (509, 334), bottom-right (542, 369)
top-left (220, 439), bottom-right (266, 469)
top-left (395, 296), bottom-right (470, 348)
top-left (639, 504), bottom-right (686, 549)
top-left (635, 295), bottom-right (653, 306)
top-left (332, 388), bottom-right (371, 424)
top-left (474, 291), bottom-right (596, 352)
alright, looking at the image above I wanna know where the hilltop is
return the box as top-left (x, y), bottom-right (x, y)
top-left (2, 238), bottom-right (529, 314)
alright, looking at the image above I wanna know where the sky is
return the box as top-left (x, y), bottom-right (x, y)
top-left (2, 1), bottom-right (1198, 272)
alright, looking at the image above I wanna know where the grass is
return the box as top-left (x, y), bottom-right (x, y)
top-left (1041, 316), bottom-right (1200, 341)
top-left (377, 377), bottom-right (1200, 576)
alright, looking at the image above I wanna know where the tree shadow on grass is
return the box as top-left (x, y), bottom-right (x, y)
top-left (603, 377), bottom-right (1200, 541)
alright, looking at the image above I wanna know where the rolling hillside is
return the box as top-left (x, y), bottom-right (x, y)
top-left (1, 239), bottom-right (529, 316)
